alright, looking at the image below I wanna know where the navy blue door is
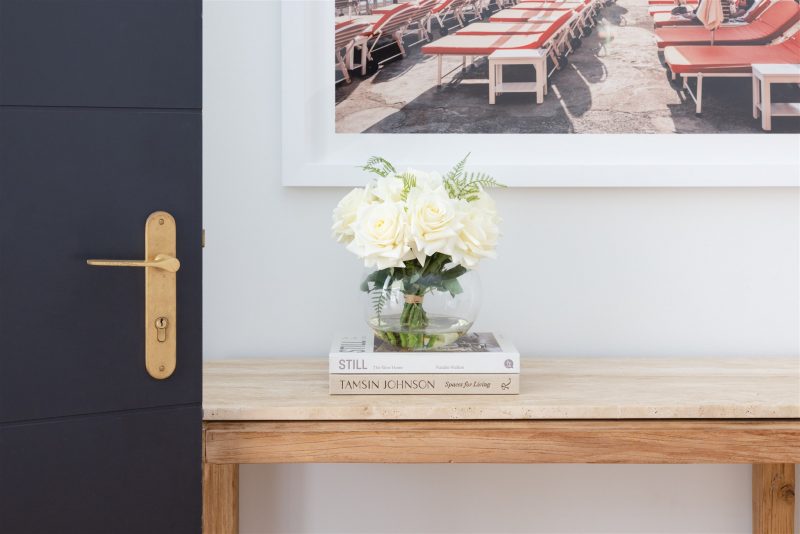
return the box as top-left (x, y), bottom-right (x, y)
top-left (0, 1), bottom-right (202, 532)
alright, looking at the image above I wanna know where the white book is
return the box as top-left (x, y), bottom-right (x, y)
top-left (329, 332), bottom-right (520, 374)
top-left (330, 374), bottom-right (520, 395)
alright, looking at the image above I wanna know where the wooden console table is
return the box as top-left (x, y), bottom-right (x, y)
top-left (203, 358), bottom-right (800, 534)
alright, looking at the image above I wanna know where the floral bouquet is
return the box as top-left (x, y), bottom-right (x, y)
top-left (332, 155), bottom-right (503, 350)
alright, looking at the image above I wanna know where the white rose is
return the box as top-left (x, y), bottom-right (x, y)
top-left (405, 168), bottom-right (443, 192)
top-left (331, 187), bottom-right (370, 244)
top-left (368, 175), bottom-right (403, 203)
top-left (346, 201), bottom-right (413, 269)
top-left (450, 189), bottom-right (500, 268)
top-left (406, 186), bottom-right (463, 264)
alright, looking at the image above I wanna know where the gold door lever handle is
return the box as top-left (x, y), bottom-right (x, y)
top-left (86, 211), bottom-right (179, 380)
top-left (87, 254), bottom-right (180, 273)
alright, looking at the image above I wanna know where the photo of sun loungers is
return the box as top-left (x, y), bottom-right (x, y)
top-left (334, 0), bottom-right (800, 133)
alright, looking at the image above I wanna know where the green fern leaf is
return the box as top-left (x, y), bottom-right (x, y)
top-left (445, 153), bottom-right (470, 181)
top-left (443, 153), bottom-right (470, 198)
top-left (371, 289), bottom-right (388, 320)
top-left (449, 171), bottom-right (505, 201)
top-left (397, 171), bottom-right (417, 201)
top-left (362, 156), bottom-right (397, 178)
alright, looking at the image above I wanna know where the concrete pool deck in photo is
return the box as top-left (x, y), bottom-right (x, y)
top-left (334, 0), bottom-right (800, 134)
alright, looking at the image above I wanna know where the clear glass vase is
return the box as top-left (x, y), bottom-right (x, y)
top-left (361, 258), bottom-right (481, 351)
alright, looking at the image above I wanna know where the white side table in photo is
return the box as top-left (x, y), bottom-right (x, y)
top-left (488, 49), bottom-right (548, 105)
top-left (751, 64), bottom-right (800, 131)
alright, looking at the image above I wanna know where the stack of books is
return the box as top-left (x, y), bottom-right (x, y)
top-left (328, 332), bottom-right (520, 395)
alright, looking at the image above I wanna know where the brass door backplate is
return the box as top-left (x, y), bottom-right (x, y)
top-left (87, 211), bottom-right (179, 380)
top-left (144, 212), bottom-right (177, 379)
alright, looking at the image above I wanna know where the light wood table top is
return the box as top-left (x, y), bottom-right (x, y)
top-left (203, 357), bottom-right (800, 421)
top-left (202, 357), bottom-right (800, 534)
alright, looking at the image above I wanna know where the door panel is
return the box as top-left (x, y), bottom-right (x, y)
top-left (0, 0), bottom-right (202, 108)
top-left (0, 0), bottom-right (202, 529)
top-left (0, 108), bottom-right (202, 423)
top-left (0, 405), bottom-right (201, 534)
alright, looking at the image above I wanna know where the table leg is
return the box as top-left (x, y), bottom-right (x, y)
top-left (752, 75), bottom-right (759, 119)
top-left (695, 74), bottom-right (703, 115)
top-left (752, 464), bottom-right (795, 534)
top-left (497, 64), bottom-right (503, 94)
top-left (544, 62), bottom-right (548, 96)
top-left (203, 462), bottom-right (239, 534)
top-left (761, 81), bottom-right (772, 131)
top-left (536, 61), bottom-right (544, 104)
top-left (489, 61), bottom-right (496, 104)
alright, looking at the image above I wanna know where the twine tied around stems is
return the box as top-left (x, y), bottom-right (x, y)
top-left (404, 294), bottom-right (424, 304)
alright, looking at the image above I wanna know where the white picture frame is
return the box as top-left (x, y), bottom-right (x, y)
top-left (281, 1), bottom-right (800, 187)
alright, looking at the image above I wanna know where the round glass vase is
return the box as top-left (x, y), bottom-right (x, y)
top-left (362, 267), bottom-right (481, 351)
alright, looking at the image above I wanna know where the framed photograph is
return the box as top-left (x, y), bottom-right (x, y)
top-left (281, 1), bottom-right (800, 186)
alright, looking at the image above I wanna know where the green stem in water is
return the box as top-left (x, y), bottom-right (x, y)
top-left (398, 291), bottom-right (429, 349)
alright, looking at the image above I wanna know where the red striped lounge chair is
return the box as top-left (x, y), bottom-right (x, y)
top-left (421, 10), bottom-right (575, 85)
top-left (335, 22), bottom-right (371, 83)
top-left (664, 29), bottom-right (800, 113)
top-left (431, 0), bottom-right (471, 31)
top-left (509, 1), bottom-right (584, 10)
top-left (352, 4), bottom-right (415, 74)
top-left (455, 21), bottom-right (559, 34)
top-left (654, 0), bottom-right (800, 48)
top-left (489, 0), bottom-right (594, 36)
top-left (490, 5), bottom-right (586, 21)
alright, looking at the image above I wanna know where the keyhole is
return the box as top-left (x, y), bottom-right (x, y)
top-left (155, 317), bottom-right (168, 342)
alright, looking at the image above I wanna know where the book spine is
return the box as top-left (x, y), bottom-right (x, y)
top-left (328, 354), bottom-right (520, 374)
top-left (329, 374), bottom-right (519, 395)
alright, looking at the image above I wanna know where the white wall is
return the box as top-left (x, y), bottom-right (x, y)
top-left (203, 2), bottom-right (800, 532)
